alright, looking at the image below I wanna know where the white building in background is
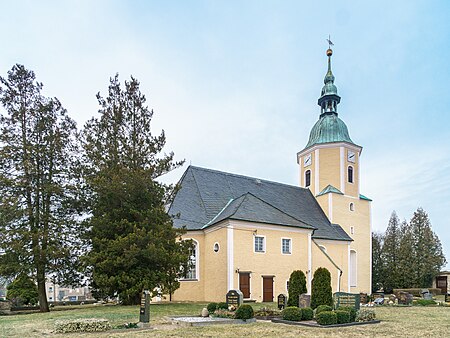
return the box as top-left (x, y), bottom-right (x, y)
top-left (45, 280), bottom-right (93, 302)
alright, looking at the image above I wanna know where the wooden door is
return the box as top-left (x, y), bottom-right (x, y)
top-left (436, 276), bottom-right (448, 294)
top-left (239, 273), bottom-right (251, 299)
top-left (262, 276), bottom-right (274, 302)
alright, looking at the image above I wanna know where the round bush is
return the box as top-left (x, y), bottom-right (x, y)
top-left (207, 302), bottom-right (218, 313)
top-left (287, 270), bottom-right (307, 307)
top-left (234, 304), bottom-right (254, 320)
top-left (282, 306), bottom-right (302, 321)
top-left (300, 307), bottom-right (313, 320)
top-left (335, 310), bottom-right (350, 324)
top-left (217, 302), bottom-right (228, 310)
top-left (315, 304), bottom-right (333, 317)
top-left (311, 267), bottom-right (333, 309)
top-left (316, 311), bottom-right (337, 325)
top-left (337, 306), bottom-right (357, 322)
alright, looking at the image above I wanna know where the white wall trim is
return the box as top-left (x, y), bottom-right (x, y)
top-left (357, 153), bottom-right (361, 196)
top-left (297, 142), bottom-right (362, 158)
top-left (340, 146), bottom-right (345, 193)
top-left (227, 226), bottom-right (234, 290)
top-left (369, 202), bottom-right (373, 294)
top-left (337, 268), bottom-right (341, 292)
top-left (313, 238), bottom-right (351, 245)
top-left (328, 193), bottom-right (333, 222)
top-left (229, 220), bottom-right (313, 234)
top-left (347, 243), bottom-right (351, 292)
top-left (308, 233), bottom-right (312, 295)
top-left (350, 249), bottom-right (357, 288)
top-left (314, 149), bottom-right (320, 195)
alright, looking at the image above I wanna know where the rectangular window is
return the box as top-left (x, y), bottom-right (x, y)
top-left (254, 236), bottom-right (265, 253)
top-left (282, 238), bottom-right (291, 254)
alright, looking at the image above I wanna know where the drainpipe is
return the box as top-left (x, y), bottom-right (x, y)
top-left (312, 239), bottom-right (343, 292)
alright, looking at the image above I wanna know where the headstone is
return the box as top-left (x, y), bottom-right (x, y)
top-left (277, 294), bottom-right (287, 310)
top-left (333, 292), bottom-right (361, 310)
top-left (226, 290), bottom-right (243, 308)
top-left (139, 290), bottom-right (151, 323)
top-left (298, 293), bottom-right (311, 308)
top-left (201, 307), bottom-right (209, 317)
top-left (360, 293), bottom-right (368, 304)
top-left (423, 292), bottom-right (433, 300)
top-left (397, 291), bottom-right (413, 305)
top-left (445, 293), bottom-right (449, 303)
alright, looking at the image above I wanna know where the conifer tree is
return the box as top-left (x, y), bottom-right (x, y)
top-left (371, 231), bottom-right (384, 292)
top-left (0, 65), bottom-right (82, 312)
top-left (287, 270), bottom-right (307, 307)
top-left (397, 220), bottom-right (415, 288)
top-left (311, 267), bottom-right (332, 309)
top-left (381, 211), bottom-right (401, 292)
top-left (82, 74), bottom-right (192, 305)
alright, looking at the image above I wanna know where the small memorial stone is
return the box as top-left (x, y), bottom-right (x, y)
top-left (139, 290), bottom-right (151, 323)
top-left (277, 294), bottom-right (287, 310)
top-left (201, 307), bottom-right (209, 317)
top-left (226, 290), bottom-right (243, 308)
top-left (298, 293), bottom-right (311, 308)
top-left (360, 292), bottom-right (368, 304)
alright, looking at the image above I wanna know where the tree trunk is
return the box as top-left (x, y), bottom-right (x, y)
top-left (37, 265), bottom-right (49, 312)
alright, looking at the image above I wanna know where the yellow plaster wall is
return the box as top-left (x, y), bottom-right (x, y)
top-left (172, 232), bottom-right (206, 301)
top-left (231, 220), bottom-right (311, 302)
top-left (331, 195), bottom-right (371, 294)
top-left (316, 194), bottom-right (330, 219)
top-left (311, 240), bottom-right (349, 293)
top-left (317, 147), bottom-right (341, 193)
top-left (344, 149), bottom-right (359, 198)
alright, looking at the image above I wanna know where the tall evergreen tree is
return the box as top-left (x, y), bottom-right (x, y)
top-left (381, 211), bottom-right (401, 292)
top-left (371, 231), bottom-right (384, 292)
top-left (287, 270), bottom-right (307, 307)
top-left (397, 220), bottom-right (415, 288)
top-left (82, 74), bottom-right (192, 305)
top-left (0, 65), bottom-right (83, 312)
top-left (409, 208), bottom-right (446, 287)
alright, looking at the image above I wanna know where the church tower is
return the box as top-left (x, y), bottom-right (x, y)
top-left (297, 46), bottom-right (372, 294)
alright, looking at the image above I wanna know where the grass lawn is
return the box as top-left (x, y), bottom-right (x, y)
top-left (1, 303), bottom-right (450, 337)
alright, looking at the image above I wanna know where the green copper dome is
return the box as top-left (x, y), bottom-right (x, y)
top-left (305, 113), bottom-right (354, 148)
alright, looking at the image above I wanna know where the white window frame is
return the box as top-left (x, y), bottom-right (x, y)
top-left (281, 238), bottom-right (292, 255)
top-left (348, 165), bottom-right (354, 184)
top-left (254, 235), bottom-right (266, 253)
top-left (180, 239), bottom-right (199, 281)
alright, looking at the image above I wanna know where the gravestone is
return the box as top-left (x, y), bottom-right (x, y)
top-left (139, 290), bottom-right (151, 323)
top-left (277, 294), bottom-right (287, 310)
top-left (226, 290), bottom-right (243, 308)
top-left (298, 293), bottom-right (311, 308)
top-left (360, 292), bottom-right (368, 304)
top-left (397, 292), bottom-right (413, 305)
top-left (374, 297), bottom-right (384, 305)
top-left (333, 292), bottom-right (360, 310)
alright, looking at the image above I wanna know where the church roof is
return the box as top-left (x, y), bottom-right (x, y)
top-left (304, 113), bottom-right (355, 149)
top-left (169, 166), bottom-right (352, 241)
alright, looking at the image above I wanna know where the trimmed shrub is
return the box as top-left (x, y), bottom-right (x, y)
top-left (282, 306), bottom-right (302, 321)
top-left (217, 302), bottom-right (228, 310)
top-left (315, 304), bottom-right (333, 317)
top-left (414, 299), bottom-right (437, 306)
top-left (316, 311), bottom-right (337, 325)
top-left (337, 306), bottom-right (357, 322)
top-left (234, 304), bottom-right (254, 320)
top-left (207, 302), bottom-right (218, 313)
top-left (287, 270), bottom-right (307, 307)
top-left (311, 267), bottom-right (333, 309)
top-left (335, 310), bottom-right (350, 324)
top-left (356, 308), bottom-right (376, 322)
top-left (55, 318), bottom-right (111, 333)
top-left (300, 307), bottom-right (313, 320)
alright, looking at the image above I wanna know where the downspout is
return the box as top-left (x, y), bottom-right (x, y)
top-left (312, 239), bottom-right (343, 292)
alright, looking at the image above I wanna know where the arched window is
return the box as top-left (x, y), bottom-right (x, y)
top-left (348, 166), bottom-right (354, 183)
top-left (305, 170), bottom-right (311, 187)
top-left (184, 239), bottom-right (199, 280)
top-left (350, 249), bottom-right (357, 287)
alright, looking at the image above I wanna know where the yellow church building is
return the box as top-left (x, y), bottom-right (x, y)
top-left (168, 47), bottom-right (372, 302)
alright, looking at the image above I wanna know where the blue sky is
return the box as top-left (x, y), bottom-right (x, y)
top-left (1, 1), bottom-right (450, 268)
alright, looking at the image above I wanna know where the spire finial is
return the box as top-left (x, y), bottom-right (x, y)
top-left (324, 36), bottom-right (335, 84)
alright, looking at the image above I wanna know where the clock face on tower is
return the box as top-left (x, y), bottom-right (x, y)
top-left (347, 150), bottom-right (355, 163)
top-left (304, 154), bottom-right (312, 167)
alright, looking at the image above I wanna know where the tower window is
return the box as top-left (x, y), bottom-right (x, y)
top-left (348, 166), bottom-right (354, 183)
top-left (305, 170), bottom-right (311, 187)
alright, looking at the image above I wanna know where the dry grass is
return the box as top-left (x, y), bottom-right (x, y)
top-left (1, 303), bottom-right (449, 337)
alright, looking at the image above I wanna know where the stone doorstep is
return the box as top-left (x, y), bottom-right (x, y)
top-left (271, 318), bottom-right (381, 328)
top-left (170, 316), bottom-right (256, 327)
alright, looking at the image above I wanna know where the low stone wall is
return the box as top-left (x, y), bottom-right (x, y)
top-left (0, 301), bottom-right (11, 315)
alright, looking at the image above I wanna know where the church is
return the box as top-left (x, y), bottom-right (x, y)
top-left (168, 47), bottom-right (372, 302)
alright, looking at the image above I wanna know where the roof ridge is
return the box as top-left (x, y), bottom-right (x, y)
top-left (188, 165), bottom-right (308, 191)
top-left (188, 166), bottom-right (208, 217)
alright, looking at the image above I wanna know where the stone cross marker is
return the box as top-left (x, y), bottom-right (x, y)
top-left (277, 294), bottom-right (287, 310)
top-left (299, 293), bottom-right (311, 308)
top-left (139, 290), bottom-right (151, 323)
top-left (226, 289), bottom-right (243, 307)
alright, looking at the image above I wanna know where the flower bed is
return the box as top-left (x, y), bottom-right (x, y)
top-left (54, 318), bottom-right (111, 333)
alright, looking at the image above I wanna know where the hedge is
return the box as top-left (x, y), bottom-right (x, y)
top-left (300, 307), bottom-right (313, 320)
top-left (207, 302), bottom-right (218, 313)
top-left (337, 306), bottom-right (357, 322)
top-left (335, 310), bottom-right (350, 324)
top-left (315, 304), bottom-right (332, 317)
top-left (234, 304), bottom-right (254, 320)
top-left (217, 302), bottom-right (228, 310)
top-left (55, 318), bottom-right (111, 333)
top-left (316, 311), bottom-right (337, 325)
top-left (282, 307), bottom-right (302, 321)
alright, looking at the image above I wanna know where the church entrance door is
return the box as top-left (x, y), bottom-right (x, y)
top-left (239, 273), bottom-right (251, 299)
top-left (262, 276), bottom-right (274, 302)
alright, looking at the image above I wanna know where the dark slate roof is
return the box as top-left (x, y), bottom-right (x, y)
top-left (169, 166), bottom-right (352, 241)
